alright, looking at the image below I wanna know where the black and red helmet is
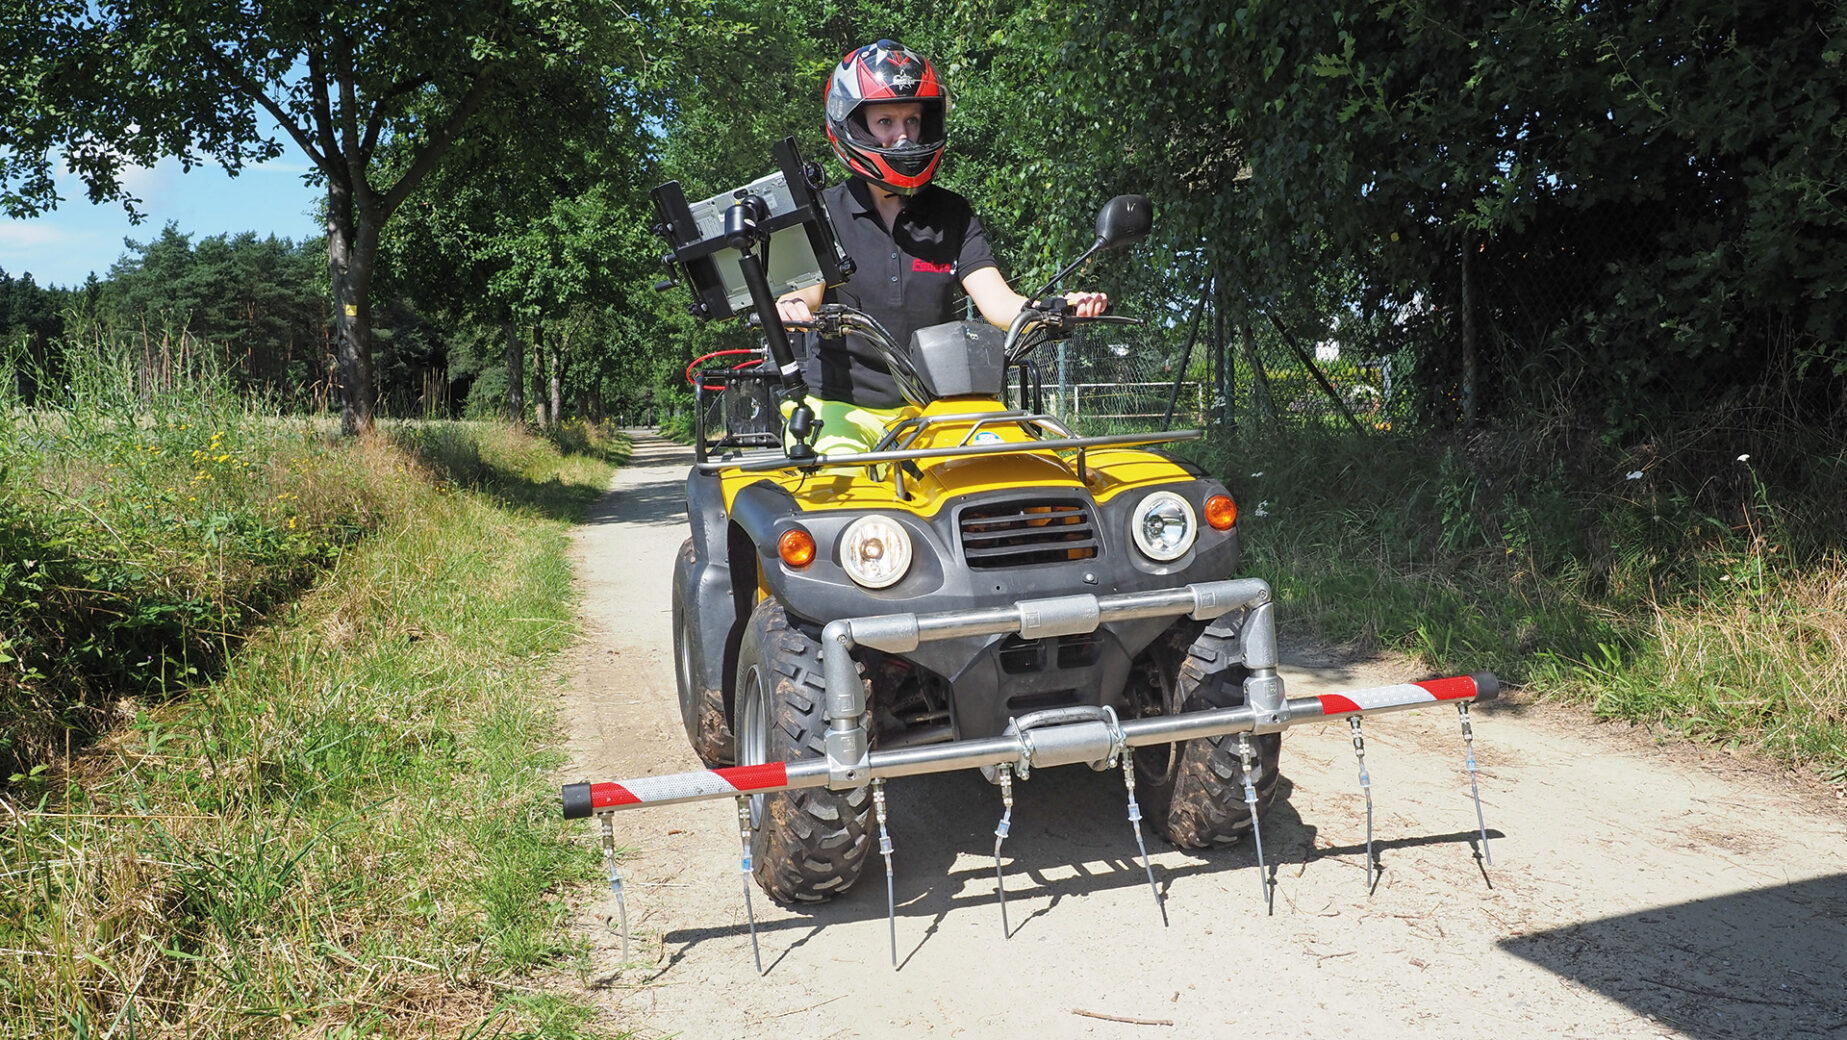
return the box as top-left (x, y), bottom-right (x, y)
top-left (824, 40), bottom-right (949, 195)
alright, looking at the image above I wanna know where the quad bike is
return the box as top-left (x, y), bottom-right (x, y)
top-left (564, 141), bottom-right (1497, 966)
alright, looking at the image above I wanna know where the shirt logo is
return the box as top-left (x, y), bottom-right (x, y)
top-left (911, 258), bottom-right (953, 274)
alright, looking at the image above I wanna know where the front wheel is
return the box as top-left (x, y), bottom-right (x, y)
top-left (735, 600), bottom-right (872, 903)
top-left (1133, 621), bottom-right (1282, 848)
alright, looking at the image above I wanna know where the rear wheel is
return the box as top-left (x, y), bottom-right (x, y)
top-left (1133, 620), bottom-right (1282, 848)
top-left (735, 600), bottom-right (872, 903)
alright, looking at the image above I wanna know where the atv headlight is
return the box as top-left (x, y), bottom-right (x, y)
top-left (1131, 490), bottom-right (1198, 562)
top-left (840, 515), bottom-right (913, 589)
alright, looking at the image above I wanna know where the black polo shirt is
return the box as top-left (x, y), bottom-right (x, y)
top-left (805, 178), bottom-right (999, 407)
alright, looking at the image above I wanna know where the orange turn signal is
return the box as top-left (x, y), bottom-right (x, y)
top-left (1204, 494), bottom-right (1237, 531)
top-left (778, 528), bottom-right (817, 567)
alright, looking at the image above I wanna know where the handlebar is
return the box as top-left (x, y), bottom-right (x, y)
top-left (742, 299), bottom-right (1142, 402)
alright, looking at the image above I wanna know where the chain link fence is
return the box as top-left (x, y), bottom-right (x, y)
top-left (1027, 298), bottom-right (1407, 435)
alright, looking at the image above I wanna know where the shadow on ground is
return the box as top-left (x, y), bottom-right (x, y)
top-left (648, 764), bottom-right (1500, 974)
top-left (1500, 874), bottom-right (1847, 1039)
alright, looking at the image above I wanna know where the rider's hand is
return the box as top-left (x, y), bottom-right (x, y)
top-left (776, 295), bottom-right (815, 327)
top-left (1063, 291), bottom-right (1109, 318)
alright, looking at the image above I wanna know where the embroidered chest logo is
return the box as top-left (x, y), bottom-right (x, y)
top-left (911, 258), bottom-right (954, 274)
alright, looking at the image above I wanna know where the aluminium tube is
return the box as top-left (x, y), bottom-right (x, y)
top-left (562, 674), bottom-right (1498, 817)
top-left (820, 579), bottom-right (1274, 783)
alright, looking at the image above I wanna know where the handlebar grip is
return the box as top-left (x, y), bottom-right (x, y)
top-left (746, 315), bottom-right (819, 331)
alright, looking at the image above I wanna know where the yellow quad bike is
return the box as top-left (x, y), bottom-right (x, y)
top-left (664, 166), bottom-right (1281, 904)
top-left (569, 144), bottom-right (1496, 960)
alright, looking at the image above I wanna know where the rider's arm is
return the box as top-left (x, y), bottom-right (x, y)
top-left (775, 283), bottom-right (825, 326)
top-left (961, 267), bottom-right (1108, 327)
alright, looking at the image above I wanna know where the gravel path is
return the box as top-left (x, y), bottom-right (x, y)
top-left (556, 432), bottom-right (1847, 1040)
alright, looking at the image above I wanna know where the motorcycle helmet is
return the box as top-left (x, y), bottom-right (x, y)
top-left (824, 39), bottom-right (949, 195)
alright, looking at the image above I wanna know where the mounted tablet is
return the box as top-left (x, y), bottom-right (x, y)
top-left (651, 138), bottom-right (852, 323)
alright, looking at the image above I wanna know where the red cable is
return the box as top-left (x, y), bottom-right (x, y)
top-left (685, 349), bottom-right (765, 391)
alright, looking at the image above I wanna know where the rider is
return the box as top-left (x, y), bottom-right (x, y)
top-left (775, 39), bottom-right (1108, 454)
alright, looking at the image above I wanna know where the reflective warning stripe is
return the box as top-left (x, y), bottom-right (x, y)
top-left (1316, 676), bottom-right (1481, 717)
top-left (588, 762), bottom-right (790, 809)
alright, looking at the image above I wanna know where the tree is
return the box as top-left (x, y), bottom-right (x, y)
top-left (934, 0), bottom-right (1847, 429)
top-left (1, 0), bottom-right (636, 433)
top-left (103, 226), bottom-right (326, 396)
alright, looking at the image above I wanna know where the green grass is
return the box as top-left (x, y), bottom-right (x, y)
top-left (1, 348), bottom-right (628, 1036)
top-left (1186, 419), bottom-right (1847, 783)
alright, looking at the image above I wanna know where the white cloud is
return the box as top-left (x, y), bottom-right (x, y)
top-left (0, 223), bottom-right (78, 250)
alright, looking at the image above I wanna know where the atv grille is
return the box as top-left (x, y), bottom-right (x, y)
top-left (959, 499), bottom-right (1099, 569)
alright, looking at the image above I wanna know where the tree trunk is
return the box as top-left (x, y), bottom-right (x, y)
top-left (505, 318), bottom-right (524, 421)
top-left (1460, 238), bottom-right (1480, 428)
top-left (531, 319), bottom-right (549, 428)
top-left (327, 180), bottom-right (379, 436)
top-left (549, 325), bottom-right (566, 427)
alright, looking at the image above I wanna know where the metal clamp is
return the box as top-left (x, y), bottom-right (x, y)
top-left (1099, 704), bottom-right (1128, 768)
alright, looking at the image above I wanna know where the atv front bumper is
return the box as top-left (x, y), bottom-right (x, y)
top-left (565, 577), bottom-right (1498, 814)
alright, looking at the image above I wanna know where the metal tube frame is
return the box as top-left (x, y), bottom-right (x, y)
top-left (562, 577), bottom-right (1500, 818)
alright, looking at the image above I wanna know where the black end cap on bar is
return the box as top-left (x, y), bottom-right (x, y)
top-left (561, 782), bottom-right (593, 820)
top-left (1471, 672), bottom-right (1501, 702)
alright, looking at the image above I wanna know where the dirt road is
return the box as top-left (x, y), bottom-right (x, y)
top-left (559, 433), bottom-right (1847, 1040)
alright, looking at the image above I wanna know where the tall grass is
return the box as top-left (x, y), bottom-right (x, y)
top-left (2, 337), bottom-right (627, 1036)
top-left (1, 339), bottom-right (396, 783)
top-left (1188, 414), bottom-right (1847, 782)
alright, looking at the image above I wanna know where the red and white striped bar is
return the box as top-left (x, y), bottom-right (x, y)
top-left (563, 672), bottom-right (1498, 819)
top-left (562, 762), bottom-right (799, 818)
top-left (1297, 674), bottom-right (1495, 721)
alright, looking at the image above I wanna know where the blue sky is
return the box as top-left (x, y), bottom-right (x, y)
top-left (0, 153), bottom-right (326, 289)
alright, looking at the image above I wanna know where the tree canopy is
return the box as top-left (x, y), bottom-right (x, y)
top-left (1, 0), bottom-right (653, 432)
top-left (6, 0), bottom-right (1843, 437)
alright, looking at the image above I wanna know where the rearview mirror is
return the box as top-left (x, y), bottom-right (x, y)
top-left (1095, 195), bottom-right (1152, 250)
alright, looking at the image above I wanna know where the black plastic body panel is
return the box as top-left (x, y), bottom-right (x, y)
top-left (674, 468), bottom-right (741, 750)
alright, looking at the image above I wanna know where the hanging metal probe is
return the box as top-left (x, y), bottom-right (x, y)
top-left (1459, 702), bottom-right (1492, 867)
top-left (993, 763), bottom-right (1014, 939)
top-left (873, 779), bottom-right (897, 967)
top-left (735, 797), bottom-right (763, 974)
top-left (1238, 733), bottom-right (1272, 914)
top-left (1102, 705), bottom-right (1165, 926)
top-left (599, 813), bottom-right (630, 964)
top-left (1350, 716), bottom-right (1376, 889)
top-left (1120, 748), bottom-right (1167, 927)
